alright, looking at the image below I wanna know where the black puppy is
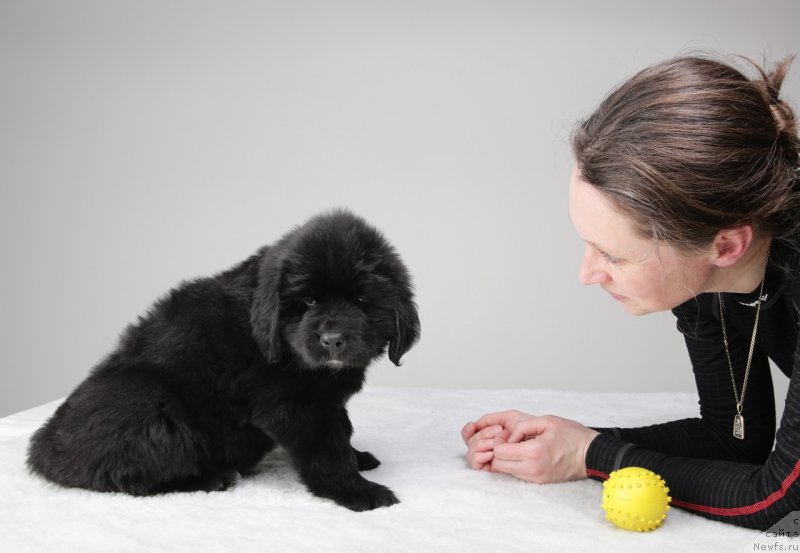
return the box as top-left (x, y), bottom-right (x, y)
top-left (27, 209), bottom-right (420, 511)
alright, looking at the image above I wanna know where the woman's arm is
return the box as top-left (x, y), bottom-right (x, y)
top-left (586, 293), bottom-right (797, 530)
top-left (596, 292), bottom-right (777, 464)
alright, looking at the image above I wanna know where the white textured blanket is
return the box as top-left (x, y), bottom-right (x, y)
top-left (0, 387), bottom-right (769, 552)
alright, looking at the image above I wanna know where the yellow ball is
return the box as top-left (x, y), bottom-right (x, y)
top-left (601, 467), bottom-right (671, 532)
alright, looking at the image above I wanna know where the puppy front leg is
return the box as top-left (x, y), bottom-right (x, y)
top-left (288, 408), bottom-right (397, 511)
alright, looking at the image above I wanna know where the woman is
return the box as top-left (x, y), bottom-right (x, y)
top-left (462, 54), bottom-right (800, 530)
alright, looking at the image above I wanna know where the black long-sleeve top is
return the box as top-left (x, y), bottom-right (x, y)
top-left (585, 238), bottom-right (800, 530)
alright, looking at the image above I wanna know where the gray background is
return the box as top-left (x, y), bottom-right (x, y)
top-left (1, 0), bottom-right (798, 417)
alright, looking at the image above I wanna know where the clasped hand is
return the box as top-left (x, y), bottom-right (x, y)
top-left (461, 410), bottom-right (599, 483)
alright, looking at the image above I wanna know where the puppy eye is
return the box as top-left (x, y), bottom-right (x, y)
top-left (356, 296), bottom-right (367, 304)
top-left (304, 297), bottom-right (317, 306)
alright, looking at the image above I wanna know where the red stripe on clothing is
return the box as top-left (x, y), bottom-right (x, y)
top-left (586, 469), bottom-right (609, 480)
top-left (671, 458), bottom-right (800, 517)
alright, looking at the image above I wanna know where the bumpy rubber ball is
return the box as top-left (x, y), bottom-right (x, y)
top-left (601, 467), bottom-right (671, 532)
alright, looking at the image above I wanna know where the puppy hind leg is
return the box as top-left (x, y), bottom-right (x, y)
top-left (24, 399), bottom-right (189, 495)
top-left (155, 469), bottom-right (242, 494)
top-left (101, 403), bottom-right (216, 496)
top-left (108, 437), bottom-right (196, 494)
top-left (150, 423), bottom-right (276, 492)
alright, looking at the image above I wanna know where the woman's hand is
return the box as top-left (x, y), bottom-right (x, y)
top-left (461, 410), bottom-right (530, 470)
top-left (461, 421), bottom-right (510, 471)
top-left (461, 410), bottom-right (600, 483)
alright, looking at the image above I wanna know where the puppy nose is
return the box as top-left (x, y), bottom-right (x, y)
top-left (320, 332), bottom-right (347, 353)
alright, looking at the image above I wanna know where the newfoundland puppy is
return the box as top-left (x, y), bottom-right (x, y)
top-left (27, 209), bottom-right (420, 511)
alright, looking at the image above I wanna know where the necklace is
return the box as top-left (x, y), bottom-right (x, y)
top-left (717, 244), bottom-right (771, 440)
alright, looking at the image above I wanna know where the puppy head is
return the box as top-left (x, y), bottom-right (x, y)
top-left (250, 209), bottom-right (420, 369)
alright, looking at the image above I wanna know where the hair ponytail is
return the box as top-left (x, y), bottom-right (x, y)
top-left (572, 53), bottom-right (800, 252)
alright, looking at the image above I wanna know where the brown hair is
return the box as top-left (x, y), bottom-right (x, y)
top-left (571, 54), bottom-right (800, 253)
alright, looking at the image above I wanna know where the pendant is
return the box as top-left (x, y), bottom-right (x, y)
top-left (733, 413), bottom-right (745, 440)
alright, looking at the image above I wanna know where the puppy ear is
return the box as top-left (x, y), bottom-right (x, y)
top-left (388, 299), bottom-right (420, 366)
top-left (250, 249), bottom-right (283, 363)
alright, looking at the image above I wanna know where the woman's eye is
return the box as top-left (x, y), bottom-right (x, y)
top-left (304, 297), bottom-right (317, 306)
top-left (600, 251), bottom-right (622, 264)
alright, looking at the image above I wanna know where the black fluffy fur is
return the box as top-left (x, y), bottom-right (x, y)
top-left (27, 210), bottom-right (420, 511)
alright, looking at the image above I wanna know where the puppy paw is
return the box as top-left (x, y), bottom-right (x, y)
top-left (333, 481), bottom-right (399, 512)
top-left (156, 469), bottom-right (241, 494)
top-left (187, 469), bottom-right (241, 492)
top-left (211, 469), bottom-right (242, 491)
top-left (353, 448), bottom-right (381, 471)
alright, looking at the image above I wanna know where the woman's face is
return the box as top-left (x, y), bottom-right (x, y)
top-left (568, 165), bottom-right (713, 316)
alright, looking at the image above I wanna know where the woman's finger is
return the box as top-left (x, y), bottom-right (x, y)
top-left (467, 450), bottom-right (494, 469)
top-left (473, 410), bottom-right (525, 431)
top-left (493, 441), bottom-right (533, 462)
top-left (461, 422), bottom-right (477, 442)
top-left (508, 417), bottom-right (549, 443)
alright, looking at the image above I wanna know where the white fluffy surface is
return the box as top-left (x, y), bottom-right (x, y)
top-left (0, 387), bottom-right (766, 552)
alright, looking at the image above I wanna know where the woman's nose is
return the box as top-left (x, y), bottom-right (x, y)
top-left (579, 247), bottom-right (611, 285)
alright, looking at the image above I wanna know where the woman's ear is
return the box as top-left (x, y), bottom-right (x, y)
top-left (250, 249), bottom-right (283, 363)
top-left (710, 225), bottom-right (754, 268)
